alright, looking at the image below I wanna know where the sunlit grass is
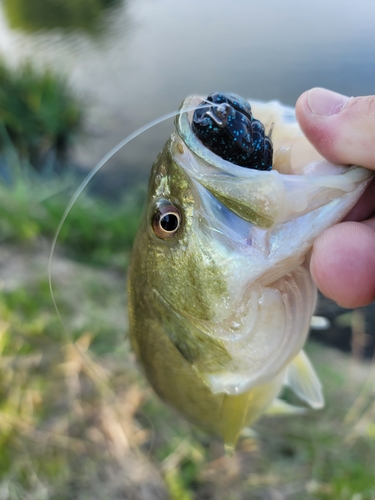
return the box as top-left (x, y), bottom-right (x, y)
top-left (0, 251), bottom-right (165, 499)
top-left (0, 236), bottom-right (374, 498)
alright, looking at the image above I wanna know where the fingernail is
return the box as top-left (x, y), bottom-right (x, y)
top-left (307, 88), bottom-right (350, 116)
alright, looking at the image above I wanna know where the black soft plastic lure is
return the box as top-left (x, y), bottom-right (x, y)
top-left (192, 92), bottom-right (273, 171)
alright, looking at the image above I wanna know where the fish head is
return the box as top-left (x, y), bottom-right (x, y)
top-left (129, 93), bottom-right (373, 418)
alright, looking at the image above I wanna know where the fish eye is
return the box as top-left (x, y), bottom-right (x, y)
top-left (152, 200), bottom-right (182, 240)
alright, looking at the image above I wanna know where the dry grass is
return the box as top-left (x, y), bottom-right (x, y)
top-left (0, 240), bottom-right (374, 499)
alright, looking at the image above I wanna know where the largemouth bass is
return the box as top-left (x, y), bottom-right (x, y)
top-left (128, 93), bottom-right (372, 448)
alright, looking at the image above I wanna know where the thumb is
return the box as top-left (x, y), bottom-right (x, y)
top-left (295, 88), bottom-right (375, 170)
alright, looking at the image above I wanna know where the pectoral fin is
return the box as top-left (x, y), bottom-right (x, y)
top-left (265, 398), bottom-right (306, 416)
top-left (284, 350), bottom-right (324, 409)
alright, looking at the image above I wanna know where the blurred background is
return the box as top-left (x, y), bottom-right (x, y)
top-left (0, 0), bottom-right (374, 498)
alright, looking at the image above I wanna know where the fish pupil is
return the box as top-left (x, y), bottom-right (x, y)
top-left (192, 92), bottom-right (273, 171)
top-left (160, 213), bottom-right (179, 232)
top-left (152, 200), bottom-right (182, 240)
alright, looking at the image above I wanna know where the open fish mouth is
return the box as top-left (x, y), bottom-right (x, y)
top-left (175, 94), bottom-right (372, 230)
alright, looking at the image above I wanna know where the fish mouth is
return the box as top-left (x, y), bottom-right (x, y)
top-left (174, 95), bottom-right (373, 229)
top-left (176, 95), bottom-right (322, 176)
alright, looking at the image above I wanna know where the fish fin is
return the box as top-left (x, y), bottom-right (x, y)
top-left (284, 350), bottom-right (324, 410)
top-left (240, 427), bottom-right (258, 438)
top-left (265, 398), bottom-right (306, 416)
top-left (220, 392), bottom-right (251, 449)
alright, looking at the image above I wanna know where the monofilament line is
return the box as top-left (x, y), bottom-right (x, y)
top-left (48, 102), bottom-right (210, 324)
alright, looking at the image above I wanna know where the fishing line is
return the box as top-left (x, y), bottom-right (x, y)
top-left (47, 100), bottom-right (211, 401)
top-left (48, 101), bottom-right (210, 326)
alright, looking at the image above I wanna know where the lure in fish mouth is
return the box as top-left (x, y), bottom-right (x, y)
top-left (192, 92), bottom-right (273, 170)
top-left (128, 92), bottom-right (373, 449)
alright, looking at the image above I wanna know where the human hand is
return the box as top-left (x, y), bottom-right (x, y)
top-left (295, 88), bottom-right (375, 308)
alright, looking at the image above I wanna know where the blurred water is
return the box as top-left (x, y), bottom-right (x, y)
top-left (1, 0), bottom-right (375, 193)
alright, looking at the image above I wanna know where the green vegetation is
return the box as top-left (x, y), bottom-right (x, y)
top-left (0, 251), bottom-right (374, 498)
top-left (0, 171), bottom-right (144, 267)
top-left (0, 252), bottom-right (158, 499)
top-left (2, 0), bottom-right (121, 34)
top-left (0, 58), bottom-right (143, 267)
top-left (0, 60), bottom-right (83, 173)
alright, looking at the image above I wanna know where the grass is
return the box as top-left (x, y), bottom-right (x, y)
top-left (0, 166), bottom-right (145, 268)
top-left (0, 238), bottom-right (374, 499)
top-left (0, 59), bottom-right (83, 173)
top-left (0, 244), bottom-right (161, 499)
top-left (0, 58), bottom-right (144, 268)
